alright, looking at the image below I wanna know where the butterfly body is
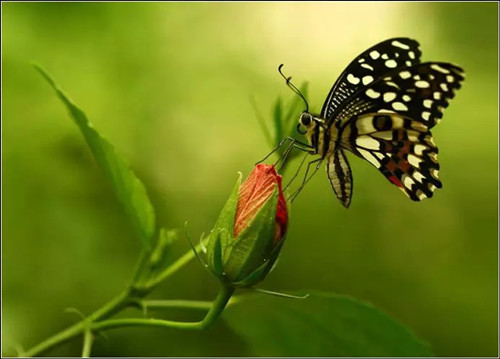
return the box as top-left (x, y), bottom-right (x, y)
top-left (300, 112), bottom-right (337, 159)
top-left (292, 38), bottom-right (464, 208)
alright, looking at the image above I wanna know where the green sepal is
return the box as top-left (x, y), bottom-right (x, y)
top-left (230, 256), bottom-right (273, 288)
top-left (206, 172), bottom-right (242, 272)
top-left (184, 222), bottom-right (208, 270)
top-left (211, 230), bottom-right (224, 277)
top-left (230, 239), bottom-right (284, 288)
top-left (258, 238), bottom-right (284, 284)
top-left (223, 187), bottom-right (279, 283)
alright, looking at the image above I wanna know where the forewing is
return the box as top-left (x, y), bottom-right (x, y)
top-left (321, 38), bottom-right (422, 120)
top-left (341, 113), bottom-right (441, 201)
top-left (327, 149), bottom-right (353, 208)
top-left (333, 62), bottom-right (465, 130)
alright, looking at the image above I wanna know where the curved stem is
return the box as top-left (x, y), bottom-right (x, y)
top-left (199, 285), bottom-right (234, 329)
top-left (96, 285), bottom-right (235, 332)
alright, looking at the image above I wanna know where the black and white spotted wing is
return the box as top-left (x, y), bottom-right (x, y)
top-left (331, 62), bottom-right (464, 202)
top-left (321, 38), bottom-right (422, 120)
top-left (321, 45), bottom-right (464, 205)
top-left (283, 38), bottom-right (465, 206)
top-left (340, 113), bottom-right (441, 201)
top-left (333, 62), bottom-right (465, 129)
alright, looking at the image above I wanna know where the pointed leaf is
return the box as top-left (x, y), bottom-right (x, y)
top-left (34, 65), bottom-right (156, 248)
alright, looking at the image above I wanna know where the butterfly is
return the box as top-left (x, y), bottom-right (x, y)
top-left (280, 38), bottom-right (465, 208)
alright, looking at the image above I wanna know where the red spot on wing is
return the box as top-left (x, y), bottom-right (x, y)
top-left (386, 160), bottom-right (397, 172)
top-left (388, 175), bottom-right (403, 188)
top-left (399, 159), bottom-right (411, 172)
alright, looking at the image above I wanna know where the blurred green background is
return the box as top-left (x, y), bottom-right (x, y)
top-left (2, 2), bottom-right (498, 357)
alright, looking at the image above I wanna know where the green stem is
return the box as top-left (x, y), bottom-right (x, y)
top-left (93, 318), bottom-right (203, 331)
top-left (131, 249), bottom-right (149, 283)
top-left (142, 299), bottom-right (213, 311)
top-left (138, 294), bottom-right (243, 313)
top-left (23, 283), bottom-right (234, 357)
top-left (24, 242), bottom-right (207, 357)
top-left (96, 285), bottom-right (235, 332)
top-left (198, 285), bottom-right (235, 328)
top-left (81, 329), bottom-right (94, 358)
top-left (90, 290), bottom-right (130, 321)
top-left (24, 290), bottom-right (130, 357)
top-left (24, 321), bottom-right (85, 358)
top-left (145, 243), bottom-right (200, 288)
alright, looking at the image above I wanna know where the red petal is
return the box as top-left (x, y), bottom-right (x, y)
top-left (234, 164), bottom-right (288, 243)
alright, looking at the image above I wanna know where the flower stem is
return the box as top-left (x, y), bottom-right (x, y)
top-left (138, 294), bottom-right (243, 314)
top-left (141, 299), bottom-right (213, 311)
top-left (199, 285), bottom-right (235, 329)
top-left (95, 285), bottom-right (235, 332)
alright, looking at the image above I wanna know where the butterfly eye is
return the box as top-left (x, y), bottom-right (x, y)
top-left (301, 113), bottom-right (311, 126)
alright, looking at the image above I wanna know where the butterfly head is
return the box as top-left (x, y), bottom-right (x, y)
top-left (297, 112), bottom-right (314, 134)
top-left (297, 112), bottom-right (325, 135)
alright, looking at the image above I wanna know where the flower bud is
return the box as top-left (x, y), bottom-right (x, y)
top-left (205, 164), bottom-right (288, 287)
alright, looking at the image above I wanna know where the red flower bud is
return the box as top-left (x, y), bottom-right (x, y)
top-left (205, 164), bottom-right (289, 287)
top-left (234, 164), bottom-right (288, 244)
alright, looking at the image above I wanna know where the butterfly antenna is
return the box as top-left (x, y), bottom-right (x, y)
top-left (278, 64), bottom-right (309, 112)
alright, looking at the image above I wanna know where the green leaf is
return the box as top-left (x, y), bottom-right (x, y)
top-left (34, 64), bottom-right (156, 249)
top-left (224, 291), bottom-right (433, 357)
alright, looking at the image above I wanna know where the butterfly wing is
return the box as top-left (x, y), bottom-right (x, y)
top-left (333, 62), bottom-right (465, 130)
top-left (321, 38), bottom-right (422, 121)
top-left (329, 62), bottom-right (463, 202)
top-left (341, 113), bottom-right (440, 201)
top-left (327, 149), bottom-right (353, 208)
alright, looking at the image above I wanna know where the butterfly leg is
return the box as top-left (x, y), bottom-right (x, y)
top-left (284, 153), bottom-right (308, 190)
top-left (287, 158), bottom-right (323, 203)
top-left (256, 137), bottom-right (313, 165)
top-left (276, 140), bottom-right (314, 172)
